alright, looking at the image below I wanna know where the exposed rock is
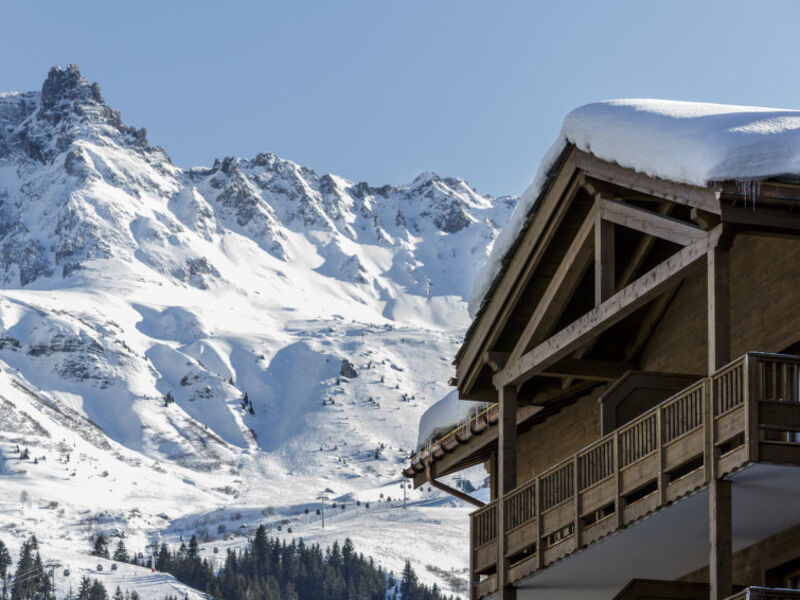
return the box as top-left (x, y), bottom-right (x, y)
top-left (340, 359), bottom-right (358, 379)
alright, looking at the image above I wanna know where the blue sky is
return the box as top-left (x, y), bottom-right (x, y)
top-left (3, 1), bottom-right (800, 196)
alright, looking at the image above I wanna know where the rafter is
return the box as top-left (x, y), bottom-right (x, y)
top-left (562, 201), bottom-right (673, 389)
top-left (506, 205), bottom-right (596, 366)
top-left (457, 158), bottom-right (582, 397)
top-left (595, 200), bottom-right (615, 305)
top-left (598, 197), bottom-right (707, 246)
top-left (540, 358), bottom-right (631, 381)
top-left (483, 351), bottom-right (509, 373)
top-left (575, 149), bottom-right (720, 214)
top-left (495, 227), bottom-right (721, 388)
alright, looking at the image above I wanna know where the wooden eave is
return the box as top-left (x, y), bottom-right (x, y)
top-left (456, 148), bottom-right (720, 400)
top-left (403, 380), bottom-right (600, 488)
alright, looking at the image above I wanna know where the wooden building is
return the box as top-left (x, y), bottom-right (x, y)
top-left (403, 112), bottom-right (800, 600)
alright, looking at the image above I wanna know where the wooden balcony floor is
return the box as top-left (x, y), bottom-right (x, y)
top-left (510, 462), bottom-right (800, 600)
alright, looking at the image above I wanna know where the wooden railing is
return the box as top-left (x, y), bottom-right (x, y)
top-left (714, 356), bottom-right (746, 414)
top-left (663, 382), bottom-right (704, 443)
top-left (578, 437), bottom-right (614, 489)
top-left (504, 479), bottom-right (535, 531)
top-left (472, 500), bottom-right (497, 549)
top-left (619, 412), bottom-right (658, 468)
top-left (540, 461), bottom-right (574, 511)
top-left (469, 352), bottom-right (800, 599)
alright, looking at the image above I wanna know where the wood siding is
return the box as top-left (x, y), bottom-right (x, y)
top-left (730, 234), bottom-right (800, 357)
top-left (516, 392), bottom-right (602, 485)
top-left (680, 523), bottom-right (800, 588)
top-left (639, 233), bottom-right (800, 376)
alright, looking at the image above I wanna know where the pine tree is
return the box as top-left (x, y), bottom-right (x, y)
top-left (89, 580), bottom-right (107, 600)
top-left (77, 577), bottom-right (92, 600)
top-left (400, 561), bottom-right (420, 600)
top-left (112, 540), bottom-right (129, 563)
top-left (112, 587), bottom-right (124, 600)
top-left (188, 535), bottom-right (199, 560)
top-left (0, 540), bottom-right (10, 578)
top-left (11, 536), bottom-right (51, 600)
top-left (92, 534), bottom-right (110, 559)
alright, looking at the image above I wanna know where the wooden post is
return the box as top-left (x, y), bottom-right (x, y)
top-left (709, 478), bottom-right (733, 600)
top-left (489, 450), bottom-right (498, 501)
top-left (707, 246), bottom-right (731, 372)
top-left (614, 431), bottom-right (623, 528)
top-left (573, 455), bottom-right (582, 548)
top-left (536, 476), bottom-right (544, 569)
top-left (595, 203), bottom-right (615, 306)
top-left (656, 407), bottom-right (666, 507)
top-left (469, 517), bottom-right (476, 600)
top-left (746, 355), bottom-right (760, 463)
top-left (497, 385), bottom-right (518, 600)
top-left (708, 244), bottom-right (732, 600)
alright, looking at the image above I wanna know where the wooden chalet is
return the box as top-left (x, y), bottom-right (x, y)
top-left (403, 140), bottom-right (800, 600)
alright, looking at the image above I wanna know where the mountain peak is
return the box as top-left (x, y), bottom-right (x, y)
top-left (40, 64), bottom-right (103, 111)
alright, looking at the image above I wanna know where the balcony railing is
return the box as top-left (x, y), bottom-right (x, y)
top-left (470, 352), bottom-right (800, 600)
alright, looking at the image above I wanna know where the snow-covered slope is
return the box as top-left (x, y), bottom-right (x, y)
top-left (0, 65), bottom-right (514, 596)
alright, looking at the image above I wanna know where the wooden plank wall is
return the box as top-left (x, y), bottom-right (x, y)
top-left (637, 270), bottom-right (707, 374)
top-left (729, 234), bottom-right (800, 357)
top-left (638, 232), bottom-right (800, 375)
top-left (679, 523), bottom-right (800, 587)
top-left (516, 391), bottom-right (602, 483)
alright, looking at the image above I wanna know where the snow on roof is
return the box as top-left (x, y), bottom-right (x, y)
top-left (469, 99), bottom-right (800, 317)
top-left (416, 390), bottom-right (488, 451)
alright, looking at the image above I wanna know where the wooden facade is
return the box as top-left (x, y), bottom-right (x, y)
top-left (403, 145), bottom-right (800, 600)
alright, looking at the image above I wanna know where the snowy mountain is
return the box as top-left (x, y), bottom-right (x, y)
top-left (0, 64), bottom-right (515, 597)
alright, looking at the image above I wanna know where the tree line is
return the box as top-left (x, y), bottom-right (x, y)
top-left (130, 525), bottom-right (452, 600)
top-left (1, 531), bottom-right (453, 600)
top-left (0, 536), bottom-right (139, 600)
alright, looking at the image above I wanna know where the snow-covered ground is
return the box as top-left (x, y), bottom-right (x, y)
top-left (0, 65), bottom-right (510, 598)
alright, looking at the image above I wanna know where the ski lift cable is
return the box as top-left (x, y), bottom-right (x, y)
top-left (9, 565), bottom-right (50, 579)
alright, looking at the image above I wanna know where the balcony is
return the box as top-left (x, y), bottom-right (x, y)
top-left (471, 352), bottom-right (800, 599)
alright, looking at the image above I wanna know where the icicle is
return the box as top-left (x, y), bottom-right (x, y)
top-left (736, 179), bottom-right (761, 209)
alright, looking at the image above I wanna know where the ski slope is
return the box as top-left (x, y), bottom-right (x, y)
top-left (0, 65), bottom-right (511, 597)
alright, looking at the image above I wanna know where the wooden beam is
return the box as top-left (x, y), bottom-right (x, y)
top-left (709, 478), bottom-right (733, 600)
top-left (598, 197), bottom-right (707, 246)
top-left (483, 351), bottom-right (509, 373)
top-left (708, 246), bottom-right (731, 372)
top-left (498, 386), bottom-right (518, 495)
top-left (690, 207), bottom-right (720, 230)
top-left (507, 205), bottom-right (597, 364)
top-left (575, 149), bottom-right (720, 214)
top-left (717, 179), bottom-right (800, 203)
top-left (540, 358), bottom-right (631, 381)
top-left (496, 228), bottom-right (720, 388)
top-left (457, 151), bottom-right (581, 397)
top-left (424, 460), bottom-right (484, 508)
top-left (618, 202), bottom-right (674, 291)
top-left (497, 385), bottom-right (517, 600)
top-left (595, 202), bottom-right (616, 305)
top-left (562, 201), bottom-right (673, 389)
top-left (721, 203), bottom-right (800, 238)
